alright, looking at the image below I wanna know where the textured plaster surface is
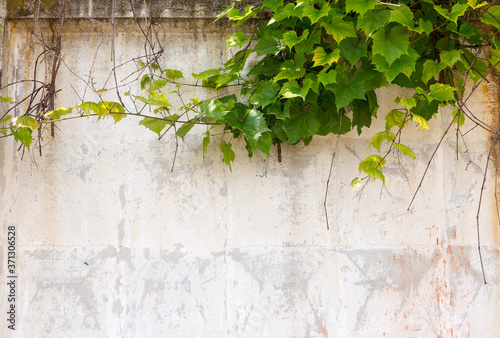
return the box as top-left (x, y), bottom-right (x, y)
top-left (0, 16), bottom-right (499, 338)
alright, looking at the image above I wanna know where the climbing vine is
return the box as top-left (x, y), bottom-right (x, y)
top-left (2, 0), bottom-right (499, 180)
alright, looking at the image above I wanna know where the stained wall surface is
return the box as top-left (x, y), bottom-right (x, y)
top-left (1, 4), bottom-right (500, 338)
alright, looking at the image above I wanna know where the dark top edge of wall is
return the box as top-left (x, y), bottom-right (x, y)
top-left (4, 0), bottom-right (262, 19)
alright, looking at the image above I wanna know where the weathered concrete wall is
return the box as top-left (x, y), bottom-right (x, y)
top-left (1, 6), bottom-right (500, 337)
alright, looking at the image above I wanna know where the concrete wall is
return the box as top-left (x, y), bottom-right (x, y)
top-left (1, 2), bottom-right (499, 337)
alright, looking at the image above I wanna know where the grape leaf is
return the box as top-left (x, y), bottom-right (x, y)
top-left (480, 6), bottom-right (500, 29)
top-left (302, 3), bottom-right (330, 23)
top-left (164, 69), bottom-right (184, 79)
top-left (372, 47), bottom-right (418, 83)
top-left (412, 114), bottom-right (432, 131)
top-left (322, 16), bottom-right (356, 42)
top-left (263, 0), bottom-right (283, 12)
top-left (346, 0), bottom-right (376, 15)
top-left (11, 127), bottom-right (33, 150)
top-left (249, 81), bottom-right (280, 108)
top-left (327, 72), bottom-right (367, 108)
top-left (369, 131), bottom-right (395, 151)
top-left (422, 60), bottom-right (447, 83)
top-left (359, 154), bottom-right (386, 172)
top-left (372, 26), bottom-right (410, 66)
top-left (434, 3), bottom-right (469, 23)
top-left (45, 107), bottom-right (73, 120)
top-left (78, 101), bottom-right (106, 117)
top-left (139, 117), bottom-right (169, 137)
top-left (176, 120), bottom-right (197, 140)
top-left (254, 29), bottom-right (285, 55)
top-left (440, 50), bottom-right (462, 67)
top-left (220, 140), bottom-right (235, 171)
top-left (339, 38), bottom-right (367, 66)
top-left (393, 143), bottom-right (416, 159)
top-left (135, 92), bottom-right (171, 107)
top-left (274, 60), bottom-right (306, 81)
top-left (282, 29), bottom-right (309, 49)
top-left (429, 83), bottom-right (456, 101)
top-left (389, 4), bottom-right (414, 28)
top-left (227, 31), bottom-right (251, 49)
top-left (12, 116), bottom-right (39, 131)
top-left (358, 10), bottom-right (390, 37)
top-left (312, 47), bottom-right (341, 67)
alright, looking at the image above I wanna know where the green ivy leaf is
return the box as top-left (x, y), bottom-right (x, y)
top-left (411, 114), bottom-right (432, 131)
top-left (78, 101), bottom-right (106, 117)
top-left (202, 132), bottom-right (211, 159)
top-left (0, 95), bottom-right (13, 103)
top-left (0, 115), bottom-right (12, 124)
top-left (440, 50), bottom-right (462, 67)
top-left (322, 16), bottom-right (356, 43)
top-left (227, 5), bottom-right (258, 26)
top-left (99, 102), bottom-right (126, 123)
top-left (346, 0), bottom-right (376, 15)
top-left (302, 3), bottom-right (330, 23)
top-left (358, 10), bottom-right (390, 37)
top-left (393, 143), bottom-right (416, 159)
top-left (369, 131), bottom-right (395, 151)
top-left (318, 69), bottom-right (337, 87)
top-left (312, 47), bottom-right (341, 67)
top-left (395, 96), bottom-right (417, 109)
top-left (351, 99), bottom-right (373, 135)
top-left (467, 0), bottom-right (488, 9)
top-left (135, 92), bottom-right (171, 107)
top-left (139, 117), bottom-right (169, 137)
top-left (359, 154), bottom-right (386, 173)
top-left (176, 120), bottom-right (198, 140)
top-left (434, 3), bottom-right (469, 23)
top-left (45, 107), bottom-right (73, 120)
top-left (192, 69), bottom-right (221, 80)
top-left (254, 29), bottom-right (285, 55)
top-left (282, 29), bottom-right (309, 49)
top-left (429, 83), bottom-right (456, 101)
top-left (11, 127), bottom-right (33, 150)
top-left (140, 74), bottom-right (150, 90)
top-left (12, 116), bottom-right (40, 131)
top-left (372, 26), bottom-right (410, 66)
top-left (227, 31), bottom-right (251, 49)
top-left (418, 19), bottom-right (434, 35)
top-left (350, 177), bottom-right (363, 191)
top-left (284, 106), bottom-right (321, 144)
top-left (249, 81), bottom-right (280, 108)
top-left (200, 98), bottom-right (235, 119)
top-left (328, 72), bottom-right (367, 108)
top-left (372, 48), bottom-right (418, 83)
top-left (339, 38), bottom-right (367, 65)
top-left (480, 5), bottom-right (500, 29)
top-left (150, 80), bottom-right (168, 91)
top-left (411, 99), bottom-right (439, 120)
top-left (263, 0), bottom-right (283, 12)
top-left (274, 60), bottom-right (306, 81)
top-left (280, 80), bottom-right (302, 99)
top-left (385, 109), bottom-right (406, 129)
top-left (220, 140), bottom-right (235, 171)
top-left (226, 107), bottom-right (271, 144)
top-left (422, 60), bottom-right (447, 83)
top-left (163, 69), bottom-right (184, 79)
top-left (389, 4), bottom-right (414, 28)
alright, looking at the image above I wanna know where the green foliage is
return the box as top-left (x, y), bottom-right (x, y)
top-left (3, 0), bottom-right (499, 179)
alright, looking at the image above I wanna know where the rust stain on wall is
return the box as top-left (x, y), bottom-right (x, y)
top-left (484, 72), bottom-right (500, 246)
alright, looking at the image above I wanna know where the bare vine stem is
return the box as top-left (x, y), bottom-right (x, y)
top-left (324, 113), bottom-right (343, 230)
